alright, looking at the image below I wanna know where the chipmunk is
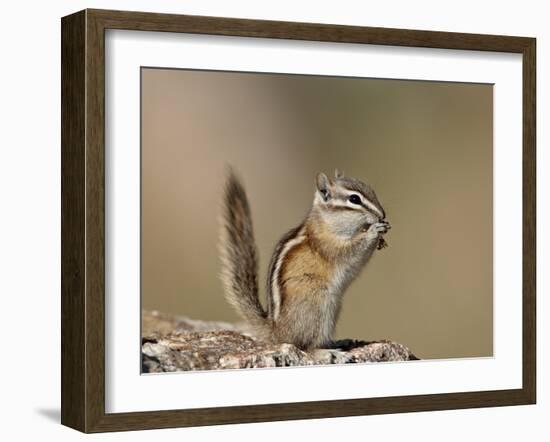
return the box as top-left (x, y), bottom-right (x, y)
top-left (219, 169), bottom-right (389, 350)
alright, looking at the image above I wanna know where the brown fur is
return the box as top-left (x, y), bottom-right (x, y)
top-left (265, 224), bottom-right (303, 318)
top-left (274, 231), bottom-right (337, 348)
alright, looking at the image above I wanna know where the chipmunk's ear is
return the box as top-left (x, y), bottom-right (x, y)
top-left (334, 168), bottom-right (344, 179)
top-left (316, 172), bottom-right (332, 201)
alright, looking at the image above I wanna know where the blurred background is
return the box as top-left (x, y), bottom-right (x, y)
top-left (141, 68), bottom-right (493, 360)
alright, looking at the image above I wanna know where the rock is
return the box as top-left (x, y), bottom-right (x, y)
top-left (142, 310), bottom-right (418, 373)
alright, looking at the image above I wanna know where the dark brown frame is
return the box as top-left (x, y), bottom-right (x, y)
top-left (61, 8), bottom-right (536, 433)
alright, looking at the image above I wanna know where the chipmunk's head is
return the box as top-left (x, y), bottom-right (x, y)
top-left (313, 169), bottom-right (386, 238)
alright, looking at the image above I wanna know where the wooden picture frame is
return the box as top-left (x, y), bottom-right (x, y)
top-left (61, 8), bottom-right (536, 433)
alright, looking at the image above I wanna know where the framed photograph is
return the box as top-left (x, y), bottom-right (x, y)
top-left (61, 9), bottom-right (536, 433)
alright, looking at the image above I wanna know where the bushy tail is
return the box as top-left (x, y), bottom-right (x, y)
top-left (219, 170), bottom-right (267, 329)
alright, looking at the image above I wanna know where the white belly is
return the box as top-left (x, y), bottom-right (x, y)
top-left (329, 246), bottom-right (375, 296)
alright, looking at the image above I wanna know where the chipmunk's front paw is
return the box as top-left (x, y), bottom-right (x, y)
top-left (359, 221), bottom-right (391, 246)
top-left (363, 221), bottom-right (390, 237)
top-left (373, 221), bottom-right (391, 234)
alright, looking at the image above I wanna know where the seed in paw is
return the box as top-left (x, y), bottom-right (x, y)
top-left (377, 238), bottom-right (388, 250)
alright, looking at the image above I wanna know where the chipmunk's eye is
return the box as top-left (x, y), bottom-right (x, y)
top-left (348, 194), bottom-right (362, 205)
